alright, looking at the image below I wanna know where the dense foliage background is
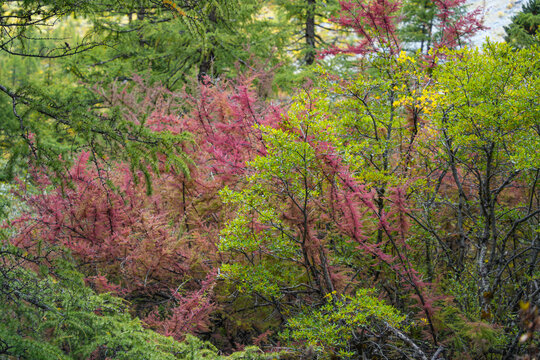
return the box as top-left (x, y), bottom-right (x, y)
top-left (0, 0), bottom-right (539, 359)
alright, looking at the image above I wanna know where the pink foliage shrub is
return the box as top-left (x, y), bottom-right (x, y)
top-left (10, 70), bottom-right (283, 340)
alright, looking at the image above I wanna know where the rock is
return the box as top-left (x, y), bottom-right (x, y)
top-left (466, 0), bottom-right (525, 45)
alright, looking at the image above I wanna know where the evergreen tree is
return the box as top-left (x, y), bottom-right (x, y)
top-left (400, 0), bottom-right (437, 53)
top-left (75, 0), bottom-right (281, 87)
top-left (505, 0), bottom-right (540, 48)
top-left (0, 1), bottom-right (280, 183)
top-left (0, 241), bottom-right (271, 359)
top-left (273, 0), bottom-right (340, 65)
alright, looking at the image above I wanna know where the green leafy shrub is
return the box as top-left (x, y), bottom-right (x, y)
top-left (280, 289), bottom-right (406, 359)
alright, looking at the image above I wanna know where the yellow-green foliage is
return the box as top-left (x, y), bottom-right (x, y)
top-left (218, 124), bottom-right (322, 299)
top-left (281, 289), bottom-right (406, 359)
top-left (430, 42), bottom-right (540, 171)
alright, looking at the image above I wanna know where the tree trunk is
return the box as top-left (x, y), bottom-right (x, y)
top-left (305, 0), bottom-right (316, 65)
top-left (198, 7), bottom-right (217, 81)
top-left (198, 51), bottom-right (214, 82)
